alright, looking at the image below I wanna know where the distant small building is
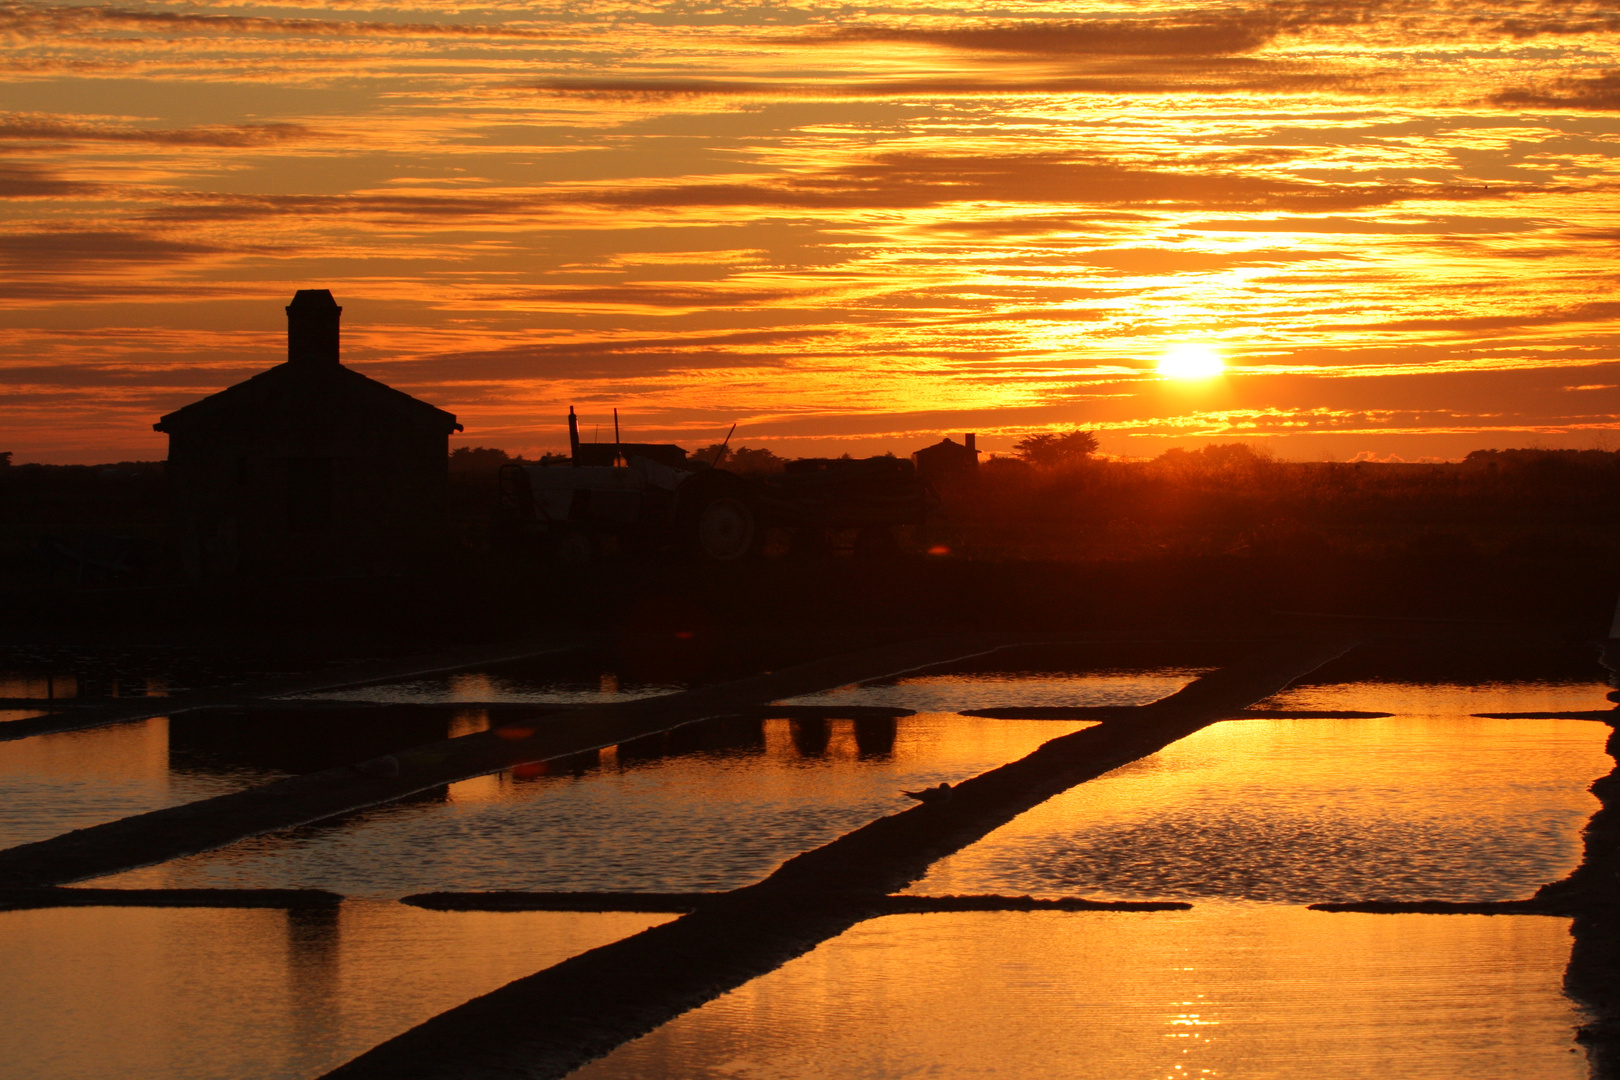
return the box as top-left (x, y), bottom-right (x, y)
top-left (912, 433), bottom-right (979, 484)
top-left (154, 290), bottom-right (461, 577)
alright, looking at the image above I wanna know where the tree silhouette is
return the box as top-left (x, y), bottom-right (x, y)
top-left (1012, 430), bottom-right (1099, 467)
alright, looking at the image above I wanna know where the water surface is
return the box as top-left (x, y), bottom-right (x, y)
top-left (570, 909), bottom-right (1586, 1080)
top-left (0, 718), bottom-right (276, 849)
top-left (911, 688), bottom-right (1611, 904)
top-left (0, 903), bottom-right (669, 1080)
top-left (288, 668), bottom-right (682, 706)
top-left (90, 715), bottom-right (1090, 895)
top-left (0, 708), bottom-right (492, 850)
top-left (783, 667), bottom-right (1208, 712)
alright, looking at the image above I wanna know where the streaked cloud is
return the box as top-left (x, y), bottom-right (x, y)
top-left (3, 0), bottom-right (1619, 462)
top-left (0, 3), bottom-right (565, 40)
top-left (819, 14), bottom-right (1284, 57)
top-left (1493, 69), bottom-right (1620, 110)
top-left (0, 230), bottom-right (225, 272)
top-left (0, 115), bottom-right (313, 146)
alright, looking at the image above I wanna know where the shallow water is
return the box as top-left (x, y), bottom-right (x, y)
top-left (10, 654), bottom-right (1612, 1080)
top-left (90, 715), bottom-right (1092, 895)
top-left (909, 684), bottom-right (1612, 904)
top-left (0, 708), bottom-right (494, 850)
top-left (569, 908), bottom-right (1586, 1080)
top-left (0, 718), bottom-right (278, 849)
top-left (0, 902), bottom-right (670, 1080)
top-left (288, 668), bottom-right (683, 705)
top-left (782, 667), bottom-right (1207, 712)
top-left (1257, 679), bottom-right (1613, 718)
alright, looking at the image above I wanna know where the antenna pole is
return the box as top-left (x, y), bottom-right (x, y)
top-left (712, 423), bottom-right (737, 467)
top-left (568, 406), bottom-right (580, 467)
top-left (613, 408), bottom-right (622, 466)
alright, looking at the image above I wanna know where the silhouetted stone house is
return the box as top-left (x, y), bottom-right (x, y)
top-left (912, 433), bottom-right (979, 485)
top-left (154, 290), bottom-right (461, 577)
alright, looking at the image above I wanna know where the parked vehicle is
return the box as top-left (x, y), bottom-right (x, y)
top-left (496, 410), bottom-right (936, 562)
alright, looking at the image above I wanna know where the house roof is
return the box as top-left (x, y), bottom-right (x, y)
top-left (154, 359), bottom-right (461, 435)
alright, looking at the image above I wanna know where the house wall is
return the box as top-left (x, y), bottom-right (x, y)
top-left (166, 398), bottom-right (450, 578)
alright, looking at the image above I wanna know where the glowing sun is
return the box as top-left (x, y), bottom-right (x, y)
top-left (1157, 343), bottom-right (1225, 380)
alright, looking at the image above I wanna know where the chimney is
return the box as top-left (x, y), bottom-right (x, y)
top-left (286, 289), bottom-right (341, 366)
top-left (964, 433), bottom-right (977, 455)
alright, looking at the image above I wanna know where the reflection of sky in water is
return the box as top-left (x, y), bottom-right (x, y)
top-left (91, 716), bottom-right (1090, 896)
top-left (0, 719), bottom-right (280, 849)
top-left (911, 681), bottom-right (1613, 905)
top-left (1258, 680), bottom-right (1612, 717)
top-left (0, 709), bottom-right (494, 851)
top-left (780, 668), bottom-right (1208, 711)
top-left (0, 903), bottom-right (669, 1080)
top-left (572, 909), bottom-right (1584, 1080)
top-left (285, 669), bottom-right (682, 705)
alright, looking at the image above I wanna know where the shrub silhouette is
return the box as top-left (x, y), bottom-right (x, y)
top-left (1012, 430), bottom-right (1100, 468)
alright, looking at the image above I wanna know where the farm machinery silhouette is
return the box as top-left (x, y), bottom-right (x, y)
top-left (495, 410), bottom-right (938, 563)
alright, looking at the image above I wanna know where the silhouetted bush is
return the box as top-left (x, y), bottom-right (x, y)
top-left (691, 444), bottom-right (787, 475)
top-left (930, 445), bottom-right (1620, 568)
top-left (1012, 429), bottom-right (1100, 468)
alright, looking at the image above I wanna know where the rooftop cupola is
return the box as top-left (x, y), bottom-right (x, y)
top-left (286, 289), bottom-right (341, 366)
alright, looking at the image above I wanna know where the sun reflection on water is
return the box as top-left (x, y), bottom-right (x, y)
top-left (569, 910), bottom-right (1584, 1080)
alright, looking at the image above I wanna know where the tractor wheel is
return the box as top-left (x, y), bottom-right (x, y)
top-left (688, 493), bottom-right (760, 561)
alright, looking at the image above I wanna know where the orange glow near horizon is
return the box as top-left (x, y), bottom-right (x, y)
top-left (2, 0), bottom-right (1618, 463)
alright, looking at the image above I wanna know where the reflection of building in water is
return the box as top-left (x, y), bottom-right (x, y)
top-left (154, 290), bottom-right (461, 577)
top-left (790, 717), bottom-right (830, 758)
top-left (853, 716), bottom-right (897, 758)
top-left (285, 904), bottom-right (343, 1069)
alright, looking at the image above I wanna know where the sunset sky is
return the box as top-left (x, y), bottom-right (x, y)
top-left (3, 0), bottom-right (1618, 463)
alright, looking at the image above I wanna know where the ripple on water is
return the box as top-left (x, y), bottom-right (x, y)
top-left (0, 903), bottom-right (670, 1080)
top-left (571, 908), bottom-right (1586, 1080)
top-left (910, 692), bottom-right (1612, 904)
top-left (0, 718), bottom-right (278, 848)
top-left (88, 715), bottom-right (1091, 895)
top-left (781, 668), bottom-right (1208, 712)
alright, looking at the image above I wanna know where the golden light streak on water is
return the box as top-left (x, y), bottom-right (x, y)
top-left (571, 910), bottom-right (1586, 1080)
top-left (0, 905), bottom-right (672, 1080)
top-left (909, 685), bottom-right (1612, 904)
top-left (89, 714), bottom-right (1095, 895)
